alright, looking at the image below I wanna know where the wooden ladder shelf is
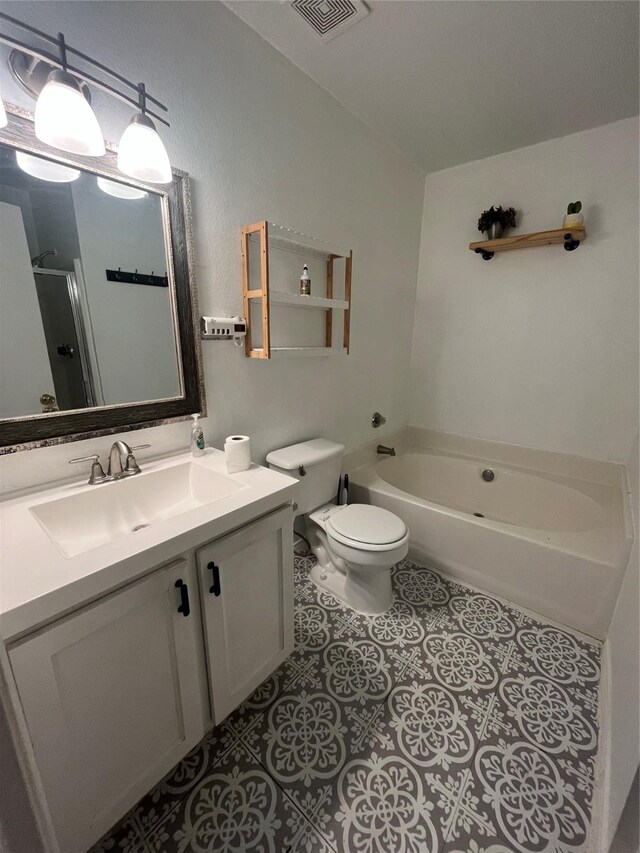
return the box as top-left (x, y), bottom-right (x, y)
top-left (241, 221), bottom-right (352, 359)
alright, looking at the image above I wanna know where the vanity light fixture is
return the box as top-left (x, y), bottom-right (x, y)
top-left (16, 150), bottom-right (80, 183)
top-left (97, 176), bottom-right (147, 200)
top-left (35, 65), bottom-right (105, 157)
top-left (1, 13), bottom-right (171, 183)
top-left (117, 84), bottom-right (172, 184)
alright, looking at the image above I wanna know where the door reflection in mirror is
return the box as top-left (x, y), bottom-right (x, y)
top-left (33, 268), bottom-right (98, 411)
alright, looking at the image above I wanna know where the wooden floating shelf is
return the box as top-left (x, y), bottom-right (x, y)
top-left (469, 227), bottom-right (586, 260)
top-left (270, 290), bottom-right (349, 310)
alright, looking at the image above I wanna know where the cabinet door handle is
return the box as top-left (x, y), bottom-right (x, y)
top-left (175, 579), bottom-right (190, 617)
top-left (207, 562), bottom-right (221, 596)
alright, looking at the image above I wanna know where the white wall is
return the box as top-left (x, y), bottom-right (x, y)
top-left (71, 178), bottom-right (181, 405)
top-left (409, 118), bottom-right (639, 463)
top-left (605, 433), bottom-right (639, 849)
top-left (0, 203), bottom-right (54, 419)
top-left (0, 0), bottom-right (424, 496)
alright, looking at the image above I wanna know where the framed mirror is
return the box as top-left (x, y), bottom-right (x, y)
top-left (0, 106), bottom-right (205, 453)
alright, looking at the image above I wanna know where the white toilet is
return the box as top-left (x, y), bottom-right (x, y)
top-left (266, 439), bottom-right (409, 614)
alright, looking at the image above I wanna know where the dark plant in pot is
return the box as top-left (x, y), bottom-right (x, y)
top-left (477, 205), bottom-right (517, 240)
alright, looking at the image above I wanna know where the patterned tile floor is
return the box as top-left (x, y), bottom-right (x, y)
top-left (91, 555), bottom-right (602, 853)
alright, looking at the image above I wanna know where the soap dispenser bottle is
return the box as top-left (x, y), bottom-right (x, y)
top-left (190, 413), bottom-right (205, 457)
top-left (300, 265), bottom-right (311, 296)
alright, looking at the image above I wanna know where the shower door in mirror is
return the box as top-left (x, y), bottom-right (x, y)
top-left (0, 142), bottom-right (182, 420)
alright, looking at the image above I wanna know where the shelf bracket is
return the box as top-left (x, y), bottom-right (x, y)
top-left (563, 233), bottom-right (581, 252)
top-left (475, 248), bottom-right (494, 261)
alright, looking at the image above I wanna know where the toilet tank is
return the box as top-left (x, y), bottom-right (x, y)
top-left (266, 439), bottom-right (344, 514)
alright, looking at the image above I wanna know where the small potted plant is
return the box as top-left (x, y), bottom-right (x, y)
top-left (563, 201), bottom-right (583, 230)
top-left (477, 205), bottom-right (517, 240)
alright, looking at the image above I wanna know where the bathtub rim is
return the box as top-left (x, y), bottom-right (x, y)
top-left (348, 448), bottom-right (632, 569)
top-left (374, 450), bottom-right (609, 535)
top-left (405, 426), bottom-right (628, 489)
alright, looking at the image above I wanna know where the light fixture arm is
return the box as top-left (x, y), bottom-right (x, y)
top-left (57, 31), bottom-right (68, 70)
top-left (138, 82), bottom-right (147, 115)
top-left (0, 12), bottom-right (170, 127)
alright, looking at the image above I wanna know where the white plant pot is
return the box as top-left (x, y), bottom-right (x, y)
top-left (563, 212), bottom-right (584, 229)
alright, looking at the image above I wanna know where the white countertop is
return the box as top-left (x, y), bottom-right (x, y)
top-left (0, 449), bottom-right (298, 643)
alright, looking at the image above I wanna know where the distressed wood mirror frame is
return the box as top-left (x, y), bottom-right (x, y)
top-left (0, 105), bottom-right (205, 454)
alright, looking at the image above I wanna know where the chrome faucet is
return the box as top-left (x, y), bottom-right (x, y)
top-left (377, 445), bottom-right (396, 456)
top-left (69, 442), bottom-right (150, 484)
top-left (107, 441), bottom-right (137, 478)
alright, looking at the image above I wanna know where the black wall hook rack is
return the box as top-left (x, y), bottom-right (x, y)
top-left (106, 268), bottom-right (168, 287)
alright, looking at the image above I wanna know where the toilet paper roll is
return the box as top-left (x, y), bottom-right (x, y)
top-left (225, 435), bottom-right (251, 473)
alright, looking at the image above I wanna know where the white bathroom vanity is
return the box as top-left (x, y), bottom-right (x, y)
top-left (0, 449), bottom-right (297, 853)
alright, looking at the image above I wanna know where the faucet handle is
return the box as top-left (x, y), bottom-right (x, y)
top-left (124, 444), bottom-right (150, 476)
top-left (124, 453), bottom-right (141, 476)
top-left (69, 454), bottom-right (107, 485)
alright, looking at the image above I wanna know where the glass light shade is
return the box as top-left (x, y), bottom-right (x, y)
top-left (34, 69), bottom-right (105, 157)
top-left (117, 113), bottom-right (172, 184)
top-left (0, 98), bottom-right (7, 129)
top-left (16, 151), bottom-right (80, 183)
top-left (97, 176), bottom-right (147, 200)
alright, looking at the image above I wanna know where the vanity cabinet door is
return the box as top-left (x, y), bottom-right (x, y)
top-left (196, 504), bottom-right (294, 723)
top-left (8, 558), bottom-right (206, 853)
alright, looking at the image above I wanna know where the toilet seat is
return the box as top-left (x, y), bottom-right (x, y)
top-left (326, 504), bottom-right (407, 552)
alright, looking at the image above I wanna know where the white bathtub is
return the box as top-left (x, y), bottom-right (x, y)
top-left (349, 448), bottom-right (632, 638)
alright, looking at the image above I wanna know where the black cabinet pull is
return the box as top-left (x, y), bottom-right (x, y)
top-left (175, 579), bottom-right (190, 617)
top-left (207, 561), bottom-right (221, 596)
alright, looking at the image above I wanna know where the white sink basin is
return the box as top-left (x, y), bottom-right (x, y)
top-left (29, 461), bottom-right (245, 558)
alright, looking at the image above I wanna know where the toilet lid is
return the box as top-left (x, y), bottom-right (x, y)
top-left (326, 504), bottom-right (407, 546)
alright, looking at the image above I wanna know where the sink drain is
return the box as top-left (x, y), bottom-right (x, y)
top-left (131, 523), bottom-right (150, 532)
top-left (473, 512), bottom-right (485, 518)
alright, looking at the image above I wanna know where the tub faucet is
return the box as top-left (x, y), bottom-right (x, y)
top-left (377, 445), bottom-right (396, 456)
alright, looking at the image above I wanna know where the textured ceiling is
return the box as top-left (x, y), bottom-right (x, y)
top-left (225, 0), bottom-right (640, 173)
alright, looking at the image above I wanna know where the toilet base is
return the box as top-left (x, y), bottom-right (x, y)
top-left (309, 559), bottom-right (347, 602)
top-left (307, 538), bottom-right (395, 615)
top-left (303, 509), bottom-right (407, 615)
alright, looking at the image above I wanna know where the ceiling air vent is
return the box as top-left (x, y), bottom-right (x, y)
top-left (291, 0), bottom-right (370, 43)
